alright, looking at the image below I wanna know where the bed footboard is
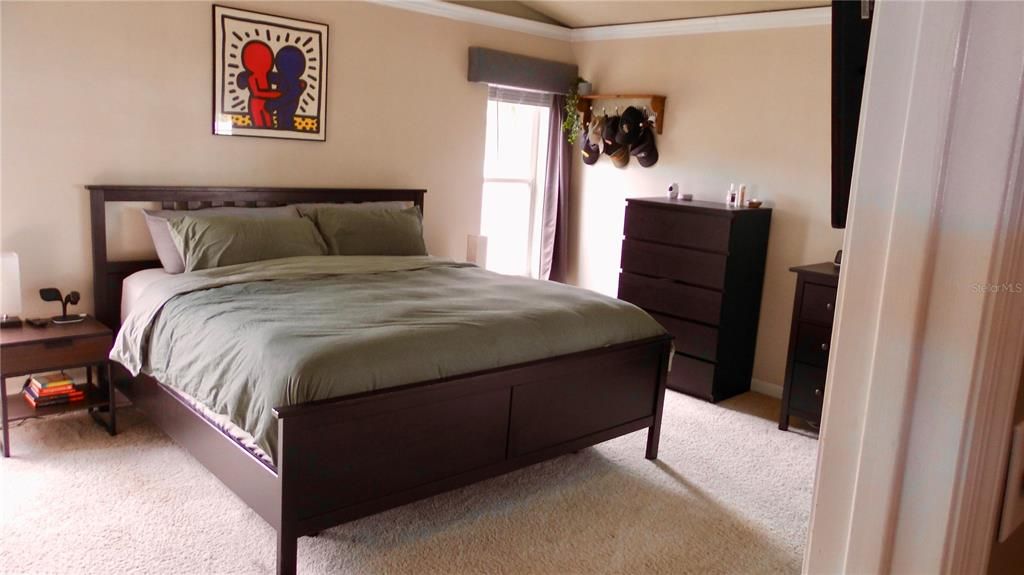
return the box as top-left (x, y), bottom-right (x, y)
top-left (273, 336), bottom-right (671, 574)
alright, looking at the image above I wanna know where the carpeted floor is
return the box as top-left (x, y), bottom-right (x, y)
top-left (0, 391), bottom-right (817, 574)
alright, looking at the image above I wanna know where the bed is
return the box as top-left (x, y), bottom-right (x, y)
top-left (90, 185), bottom-right (672, 574)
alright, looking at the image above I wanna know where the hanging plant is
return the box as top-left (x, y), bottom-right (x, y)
top-left (562, 77), bottom-right (587, 145)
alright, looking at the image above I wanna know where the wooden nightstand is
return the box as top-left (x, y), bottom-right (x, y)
top-left (0, 316), bottom-right (119, 457)
top-left (779, 263), bottom-right (839, 432)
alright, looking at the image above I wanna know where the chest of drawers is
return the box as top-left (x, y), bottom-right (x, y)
top-left (618, 198), bottom-right (772, 402)
top-left (779, 263), bottom-right (839, 430)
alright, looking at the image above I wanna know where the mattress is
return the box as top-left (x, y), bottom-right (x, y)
top-left (121, 268), bottom-right (172, 321)
top-left (172, 384), bottom-right (274, 466)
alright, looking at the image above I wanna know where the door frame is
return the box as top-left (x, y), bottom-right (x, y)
top-left (806, 1), bottom-right (1024, 572)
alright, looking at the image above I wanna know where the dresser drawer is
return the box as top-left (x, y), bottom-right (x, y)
top-left (624, 205), bottom-right (731, 253)
top-left (618, 272), bottom-right (722, 326)
top-left (0, 334), bottom-right (112, 377)
top-left (648, 312), bottom-right (718, 362)
top-left (799, 282), bottom-right (837, 326)
top-left (789, 362), bottom-right (827, 417)
top-left (620, 239), bottom-right (727, 290)
top-left (667, 353), bottom-right (715, 400)
top-left (794, 322), bottom-right (832, 368)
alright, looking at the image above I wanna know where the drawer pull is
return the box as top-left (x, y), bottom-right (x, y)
top-left (820, 343), bottom-right (829, 352)
top-left (43, 338), bottom-right (73, 349)
top-left (826, 302), bottom-right (834, 312)
top-left (814, 388), bottom-right (823, 398)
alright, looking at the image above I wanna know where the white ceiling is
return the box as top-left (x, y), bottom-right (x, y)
top-left (450, 1), bottom-right (830, 29)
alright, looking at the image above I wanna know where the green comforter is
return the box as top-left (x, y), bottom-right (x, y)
top-left (111, 256), bottom-right (666, 462)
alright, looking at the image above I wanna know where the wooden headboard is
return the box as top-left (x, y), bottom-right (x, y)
top-left (87, 185), bottom-right (427, 329)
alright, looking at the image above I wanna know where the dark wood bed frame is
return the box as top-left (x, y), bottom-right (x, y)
top-left (88, 185), bottom-right (672, 574)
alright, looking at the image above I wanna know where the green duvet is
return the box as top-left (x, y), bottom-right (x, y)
top-left (112, 256), bottom-right (666, 462)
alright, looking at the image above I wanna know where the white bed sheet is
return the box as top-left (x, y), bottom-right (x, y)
top-left (121, 268), bottom-right (171, 321)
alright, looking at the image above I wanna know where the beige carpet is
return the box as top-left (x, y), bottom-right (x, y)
top-left (0, 391), bottom-right (817, 574)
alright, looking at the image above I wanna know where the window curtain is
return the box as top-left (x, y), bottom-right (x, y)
top-left (540, 95), bottom-right (569, 282)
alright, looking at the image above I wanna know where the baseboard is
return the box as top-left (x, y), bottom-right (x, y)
top-left (751, 378), bottom-right (783, 399)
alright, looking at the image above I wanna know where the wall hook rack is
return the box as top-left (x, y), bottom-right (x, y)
top-left (577, 94), bottom-right (667, 134)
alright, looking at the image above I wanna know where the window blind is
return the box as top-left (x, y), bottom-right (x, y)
top-left (487, 86), bottom-right (554, 108)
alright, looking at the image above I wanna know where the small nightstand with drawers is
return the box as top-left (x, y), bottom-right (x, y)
top-left (779, 263), bottom-right (839, 432)
top-left (0, 316), bottom-right (119, 457)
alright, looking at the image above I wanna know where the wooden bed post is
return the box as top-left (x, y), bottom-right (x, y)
top-left (646, 342), bottom-right (671, 460)
top-left (88, 187), bottom-right (110, 326)
top-left (276, 417), bottom-right (298, 575)
top-left (276, 528), bottom-right (298, 575)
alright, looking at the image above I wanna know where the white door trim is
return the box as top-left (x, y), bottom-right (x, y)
top-left (942, 6), bottom-right (1024, 569)
top-left (805, 1), bottom-right (962, 568)
top-left (806, 1), bottom-right (1024, 572)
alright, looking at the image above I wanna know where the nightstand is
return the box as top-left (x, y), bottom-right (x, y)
top-left (779, 262), bottom-right (839, 432)
top-left (0, 316), bottom-right (119, 457)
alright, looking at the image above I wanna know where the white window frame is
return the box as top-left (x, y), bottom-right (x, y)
top-left (482, 87), bottom-right (551, 278)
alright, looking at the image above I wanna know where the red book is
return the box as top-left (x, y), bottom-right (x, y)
top-left (30, 382), bottom-right (76, 397)
top-left (23, 389), bottom-right (85, 408)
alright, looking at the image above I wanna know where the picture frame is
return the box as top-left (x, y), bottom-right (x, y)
top-left (212, 5), bottom-right (328, 141)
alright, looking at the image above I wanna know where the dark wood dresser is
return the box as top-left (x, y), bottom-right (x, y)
top-left (617, 198), bottom-right (772, 402)
top-left (779, 262), bottom-right (839, 430)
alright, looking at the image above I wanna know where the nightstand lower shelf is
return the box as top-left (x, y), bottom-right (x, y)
top-left (6, 385), bottom-right (130, 422)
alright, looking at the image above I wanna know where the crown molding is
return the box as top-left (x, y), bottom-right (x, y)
top-left (370, 1), bottom-right (830, 43)
top-left (368, 0), bottom-right (572, 41)
top-left (570, 7), bottom-right (831, 42)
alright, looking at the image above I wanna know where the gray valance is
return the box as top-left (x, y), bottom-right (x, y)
top-left (468, 47), bottom-right (578, 95)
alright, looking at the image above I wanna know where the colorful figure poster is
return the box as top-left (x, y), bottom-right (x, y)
top-left (213, 5), bottom-right (328, 141)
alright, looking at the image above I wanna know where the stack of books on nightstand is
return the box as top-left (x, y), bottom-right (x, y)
top-left (22, 372), bottom-right (85, 409)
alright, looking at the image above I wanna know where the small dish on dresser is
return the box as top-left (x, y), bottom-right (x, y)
top-left (746, 199), bottom-right (763, 208)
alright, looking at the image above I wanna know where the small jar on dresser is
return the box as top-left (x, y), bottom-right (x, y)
top-left (617, 197), bottom-right (772, 402)
top-left (779, 262), bottom-right (839, 431)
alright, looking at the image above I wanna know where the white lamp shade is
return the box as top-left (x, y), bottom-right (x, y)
top-left (1, 252), bottom-right (22, 318)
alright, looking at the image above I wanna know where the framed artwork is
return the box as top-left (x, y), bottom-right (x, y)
top-left (213, 5), bottom-right (328, 141)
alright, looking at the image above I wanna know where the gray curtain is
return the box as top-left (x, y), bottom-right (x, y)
top-left (540, 95), bottom-right (570, 282)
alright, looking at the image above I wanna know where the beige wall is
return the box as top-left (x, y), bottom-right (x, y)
top-left (569, 25), bottom-right (841, 389)
top-left (2, 2), bottom-right (835, 391)
top-left (0, 1), bottom-right (571, 318)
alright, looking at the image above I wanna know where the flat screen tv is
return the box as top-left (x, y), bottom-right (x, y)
top-left (832, 1), bottom-right (873, 229)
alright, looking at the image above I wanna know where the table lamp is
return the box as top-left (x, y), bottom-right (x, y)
top-left (1, 252), bottom-right (23, 328)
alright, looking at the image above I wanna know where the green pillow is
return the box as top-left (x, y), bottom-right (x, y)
top-left (169, 215), bottom-right (327, 271)
top-left (302, 206), bottom-right (427, 256)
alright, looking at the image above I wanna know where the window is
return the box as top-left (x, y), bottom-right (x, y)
top-left (480, 88), bottom-right (551, 278)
